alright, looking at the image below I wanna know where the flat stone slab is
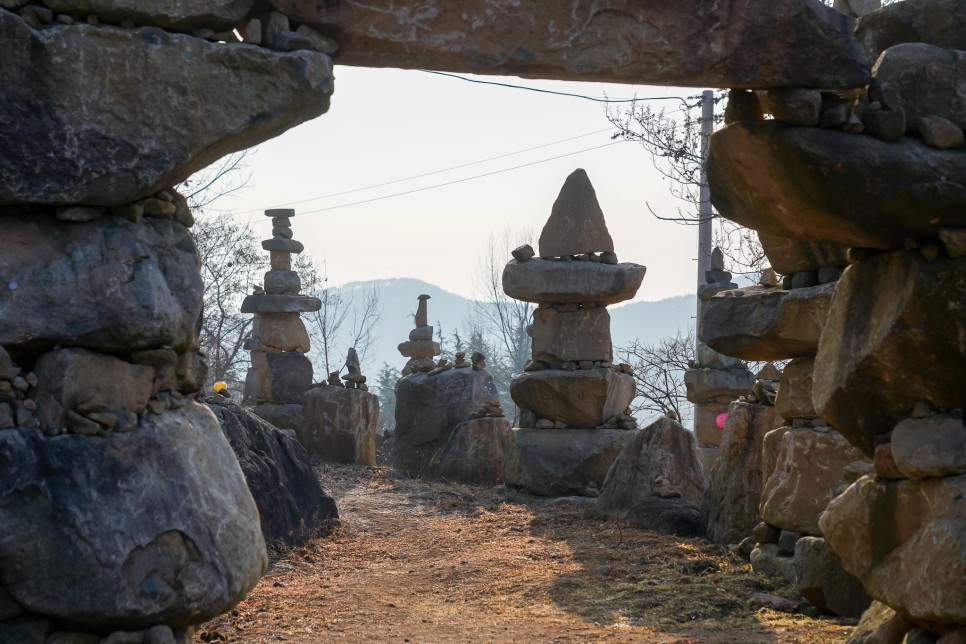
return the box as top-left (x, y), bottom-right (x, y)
top-left (502, 260), bottom-right (646, 306)
top-left (758, 232), bottom-right (849, 275)
top-left (708, 121), bottom-right (966, 250)
top-left (700, 283), bottom-right (835, 361)
top-left (0, 13), bottom-right (333, 205)
top-left (42, 0), bottom-right (257, 31)
top-left (684, 368), bottom-right (755, 404)
top-left (241, 294), bottom-right (321, 314)
top-left (510, 368), bottom-right (635, 429)
top-left (273, 0), bottom-right (870, 89)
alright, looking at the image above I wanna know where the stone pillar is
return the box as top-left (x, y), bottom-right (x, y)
top-left (500, 169), bottom-right (646, 496)
top-left (242, 209), bottom-right (320, 432)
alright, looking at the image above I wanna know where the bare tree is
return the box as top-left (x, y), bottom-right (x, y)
top-left (616, 328), bottom-right (695, 427)
top-left (607, 93), bottom-right (766, 278)
top-left (179, 150), bottom-right (253, 215)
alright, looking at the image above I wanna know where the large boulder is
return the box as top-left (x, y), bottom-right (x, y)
top-left (504, 427), bottom-right (638, 497)
top-left (0, 11), bottom-right (333, 205)
top-left (301, 385), bottom-right (379, 466)
top-left (0, 213), bottom-right (202, 354)
top-left (702, 401), bottom-right (779, 544)
top-left (774, 357), bottom-right (817, 421)
top-left (758, 232), bottom-right (849, 275)
top-left (820, 473), bottom-right (966, 629)
top-left (538, 168), bottom-right (613, 257)
top-left (700, 283), bottom-right (835, 361)
top-left (891, 412), bottom-right (966, 480)
top-left (870, 43), bottom-right (966, 133)
top-left (856, 0), bottom-right (966, 67)
top-left (596, 417), bottom-right (706, 537)
top-left (813, 251), bottom-right (966, 455)
top-left (529, 307), bottom-right (612, 364)
top-left (209, 401), bottom-right (338, 546)
top-left (502, 259), bottom-right (646, 306)
top-left (759, 426), bottom-right (868, 535)
top-left (708, 121), bottom-right (966, 250)
top-left (244, 351), bottom-right (313, 405)
top-left (0, 402), bottom-right (266, 630)
top-left (273, 0), bottom-right (869, 88)
top-left (393, 368), bottom-right (499, 477)
top-left (684, 367), bottom-right (756, 403)
top-left (795, 536), bottom-right (872, 619)
top-left (422, 417), bottom-right (512, 486)
top-left (41, 1), bottom-right (258, 31)
top-left (510, 368), bottom-right (635, 429)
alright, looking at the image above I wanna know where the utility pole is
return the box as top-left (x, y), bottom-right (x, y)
top-left (695, 89), bottom-right (714, 352)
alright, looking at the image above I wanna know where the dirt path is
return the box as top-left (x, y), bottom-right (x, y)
top-left (196, 464), bottom-right (854, 643)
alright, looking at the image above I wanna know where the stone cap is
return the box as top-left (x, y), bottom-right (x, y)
top-left (502, 259), bottom-right (645, 306)
top-left (241, 294), bottom-right (322, 314)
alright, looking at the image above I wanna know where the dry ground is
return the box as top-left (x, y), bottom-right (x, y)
top-left (196, 464), bottom-right (854, 643)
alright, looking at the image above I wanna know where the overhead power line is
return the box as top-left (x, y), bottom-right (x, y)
top-left (420, 70), bottom-right (690, 106)
top-left (266, 127), bottom-right (616, 210)
top-left (292, 139), bottom-right (629, 217)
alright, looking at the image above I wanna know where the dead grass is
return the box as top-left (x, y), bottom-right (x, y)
top-left (195, 464), bottom-right (854, 643)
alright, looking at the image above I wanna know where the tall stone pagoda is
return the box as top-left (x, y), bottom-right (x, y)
top-left (502, 168), bottom-right (647, 496)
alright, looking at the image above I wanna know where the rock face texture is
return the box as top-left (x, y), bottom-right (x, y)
top-left (596, 417), bottom-right (706, 537)
top-left (302, 385), bottom-right (379, 466)
top-left (855, 0), bottom-right (966, 61)
top-left (794, 536), bottom-right (872, 619)
top-left (0, 11), bottom-right (334, 206)
top-left (702, 402), bottom-right (778, 544)
top-left (0, 403), bottom-right (266, 630)
top-left (393, 367), bottom-right (500, 477)
top-left (538, 169), bottom-right (614, 257)
top-left (209, 401), bottom-right (338, 546)
top-left (510, 369), bottom-right (635, 429)
top-left (422, 417), bottom-right (512, 486)
top-left (813, 251), bottom-right (966, 455)
top-left (502, 260), bottom-right (646, 306)
top-left (273, 0), bottom-right (870, 88)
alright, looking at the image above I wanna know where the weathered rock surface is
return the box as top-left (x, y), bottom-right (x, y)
top-left (700, 283), bottom-right (834, 361)
top-left (795, 536), bottom-right (872, 618)
top-left (0, 403), bottom-right (266, 630)
top-left (393, 368), bottom-right (500, 477)
top-left (0, 213), bottom-right (202, 354)
top-left (209, 401), bottom-right (338, 546)
top-left (891, 414), bottom-right (966, 480)
top-left (775, 357), bottom-right (817, 421)
top-left (813, 251), bottom-right (966, 455)
top-left (846, 601), bottom-right (916, 644)
top-left (502, 259), bottom-right (646, 306)
top-left (240, 294), bottom-right (321, 314)
top-left (820, 473), bottom-right (966, 627)
top-left (760, 427), bottom-right (868, 535)
top-left (244, 351), bottom-right (313, 405)
top-left (758, 232), bottom-right (850, 275)
top-left (702, 401), bottom-right (779, 544)
top-left (504, 427), bottom-right (638, 497)
top-left (510, 369), bottom-right (635, 429)
top-left (422, 417), bottom-right (512, 486)
top-left (301, 386), bottom-right (379, 466)
top-left (252, 314), bottom-right (310, 353)
top-left (251, 403), bottom-right (304, 434)
top-left (708, 121), bottom-right (966, 250)
top-left (856, 0), bottom-right (966, 62)
top-left (871, 43), bottom-right (966, 133)
top-left (41, 0), bottom-right (256, 31)
top-left (596, 417), bottom-right (706, 537)
top-left (538, 169), bottom-right (613, 257)
top-left (273, 0), bottom-right (869, 89)
top-left (0, 12), bottom-right (333, 205)
top-left (750, 543), bottom-right (796, 583)
top-left (684, 368), bottom-right (756, 404)
top-left (30, 348), bottom-right (154, 432)
top-left (529, 307), bottom-right (612, 363)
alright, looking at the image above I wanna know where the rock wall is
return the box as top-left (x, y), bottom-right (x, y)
top-left (0, 2), bottom-right (334, 639)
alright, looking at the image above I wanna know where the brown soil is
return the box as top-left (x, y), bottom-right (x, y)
top-left (195, 464), bottom-right (854, 643)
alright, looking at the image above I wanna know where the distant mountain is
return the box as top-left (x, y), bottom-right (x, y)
top-left (327, 278), bottom-right (695, 377)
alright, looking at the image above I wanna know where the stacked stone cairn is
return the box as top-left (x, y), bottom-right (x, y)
top-left (392, 296), bottom-right (509, 480)
top-left (302, 347), bottom-right (380, 466)
top-left (501, 169), bottom-right (646, 497)
top-left (702, 0), bottom-right (966, 636)
top-left (242, 209), bottom-right (320, 438)
top-left (684, 247), bottom-right (756, 473)
top-left (0, 0), bottom-right (341, 637)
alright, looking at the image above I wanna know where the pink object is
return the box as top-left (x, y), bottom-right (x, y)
top-left (716, 413), bottom-right (728, 429)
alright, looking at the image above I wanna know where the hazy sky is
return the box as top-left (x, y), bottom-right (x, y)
top-left (215, 66), bottom-right (704, 303)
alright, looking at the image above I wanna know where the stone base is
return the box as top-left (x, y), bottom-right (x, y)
top-left (422, 418), bottom-right (511, 486)
top-left (509, 368), bottom-right (635, 428)
top-left (504, 426), bottom-right (639, 497)
top-left (251, 403), bottom-right (304, 434)
top-left (244, 351), bottom-right (312, 405)
top-left (302, 386), bottom-right (379, 466)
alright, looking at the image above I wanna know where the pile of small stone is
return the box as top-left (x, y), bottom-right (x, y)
top-left (452, 352), bottom-right (471, 369)
top-left (468, 400), bottom-right (505, 419)
top-left (398, 294), bottom-right (440, 375)
top-left (599, 409), bottom-right (638, 430)
top-left (12, 3), bottom-right (340, 57)
top-left (341, 347), bottom-right (369, 391)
